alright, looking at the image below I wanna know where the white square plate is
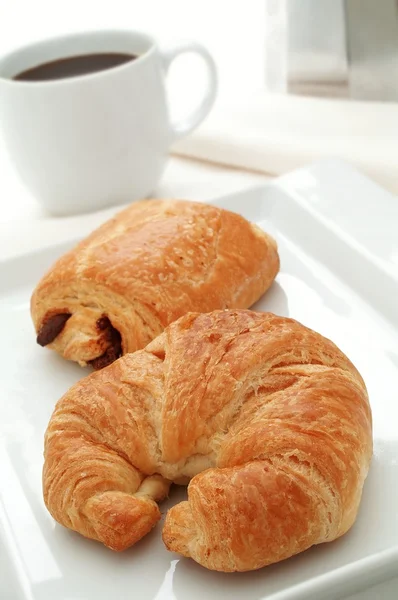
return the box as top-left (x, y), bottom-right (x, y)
top-left (1, 160), bottom-right (397, 600)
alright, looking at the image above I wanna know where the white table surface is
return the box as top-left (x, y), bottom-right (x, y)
top-left (1, 150), bottom-right (396, 600)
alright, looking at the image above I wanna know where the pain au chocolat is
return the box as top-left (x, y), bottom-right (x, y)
top-left (31, 200), bottom-right (279, 369)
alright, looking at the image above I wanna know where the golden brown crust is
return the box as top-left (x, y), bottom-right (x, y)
top-left (43, 310), bottom-right (372, 569)
top-left (31, 200), bottom-right (279, 367)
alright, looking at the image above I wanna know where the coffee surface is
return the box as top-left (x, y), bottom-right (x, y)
top-left (14, 52), bottom-right (136, 81)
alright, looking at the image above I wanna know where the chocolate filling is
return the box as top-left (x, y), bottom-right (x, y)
top-left (96, 316), bottom-right (111, 331)
top-left (89, 317), bottom-right (122, 370)
top-left (37, 313), bottom-right (72, 346)
top-left (37, 312), bottom-right (121, 369)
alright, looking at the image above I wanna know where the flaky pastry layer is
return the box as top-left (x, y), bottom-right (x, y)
top-left (43, 310), bottom-right (372, 571)
top-left (31, 200), bottom-right (279, 368)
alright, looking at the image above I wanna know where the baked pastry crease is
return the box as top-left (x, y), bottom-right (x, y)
top-left (31, 200), bottom-right (279, 368)
top-left (43, 310), bottom-right (372, 571)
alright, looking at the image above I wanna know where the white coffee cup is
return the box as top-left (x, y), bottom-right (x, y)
top-left (0, 30), bottom-right (217, 215)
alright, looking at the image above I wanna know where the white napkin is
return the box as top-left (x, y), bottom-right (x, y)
top-left (172, 92), bottom-right (398, 195)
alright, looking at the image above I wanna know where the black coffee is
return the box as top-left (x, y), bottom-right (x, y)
top-left (14, 53), bottom-right (136, 81)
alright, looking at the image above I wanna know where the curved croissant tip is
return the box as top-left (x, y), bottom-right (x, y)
top-left (162, 501), bottom-right (195, 558)
top-left (84, 491), bottom-right (161, 551)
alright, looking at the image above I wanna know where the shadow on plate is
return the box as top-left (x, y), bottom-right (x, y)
top-left (251, 280), bottom-right (290, 318)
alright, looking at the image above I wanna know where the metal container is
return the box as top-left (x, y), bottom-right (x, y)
top-left (265, 0), bottom-right (398, 101)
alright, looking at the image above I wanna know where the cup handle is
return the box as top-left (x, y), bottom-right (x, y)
top-left (160, 41), bottom-right (218, 141)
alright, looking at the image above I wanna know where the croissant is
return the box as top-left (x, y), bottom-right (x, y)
top-left (43, 309), bottom-right (372, 571)
top-left (31, 199), bottom-right (279, 369)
